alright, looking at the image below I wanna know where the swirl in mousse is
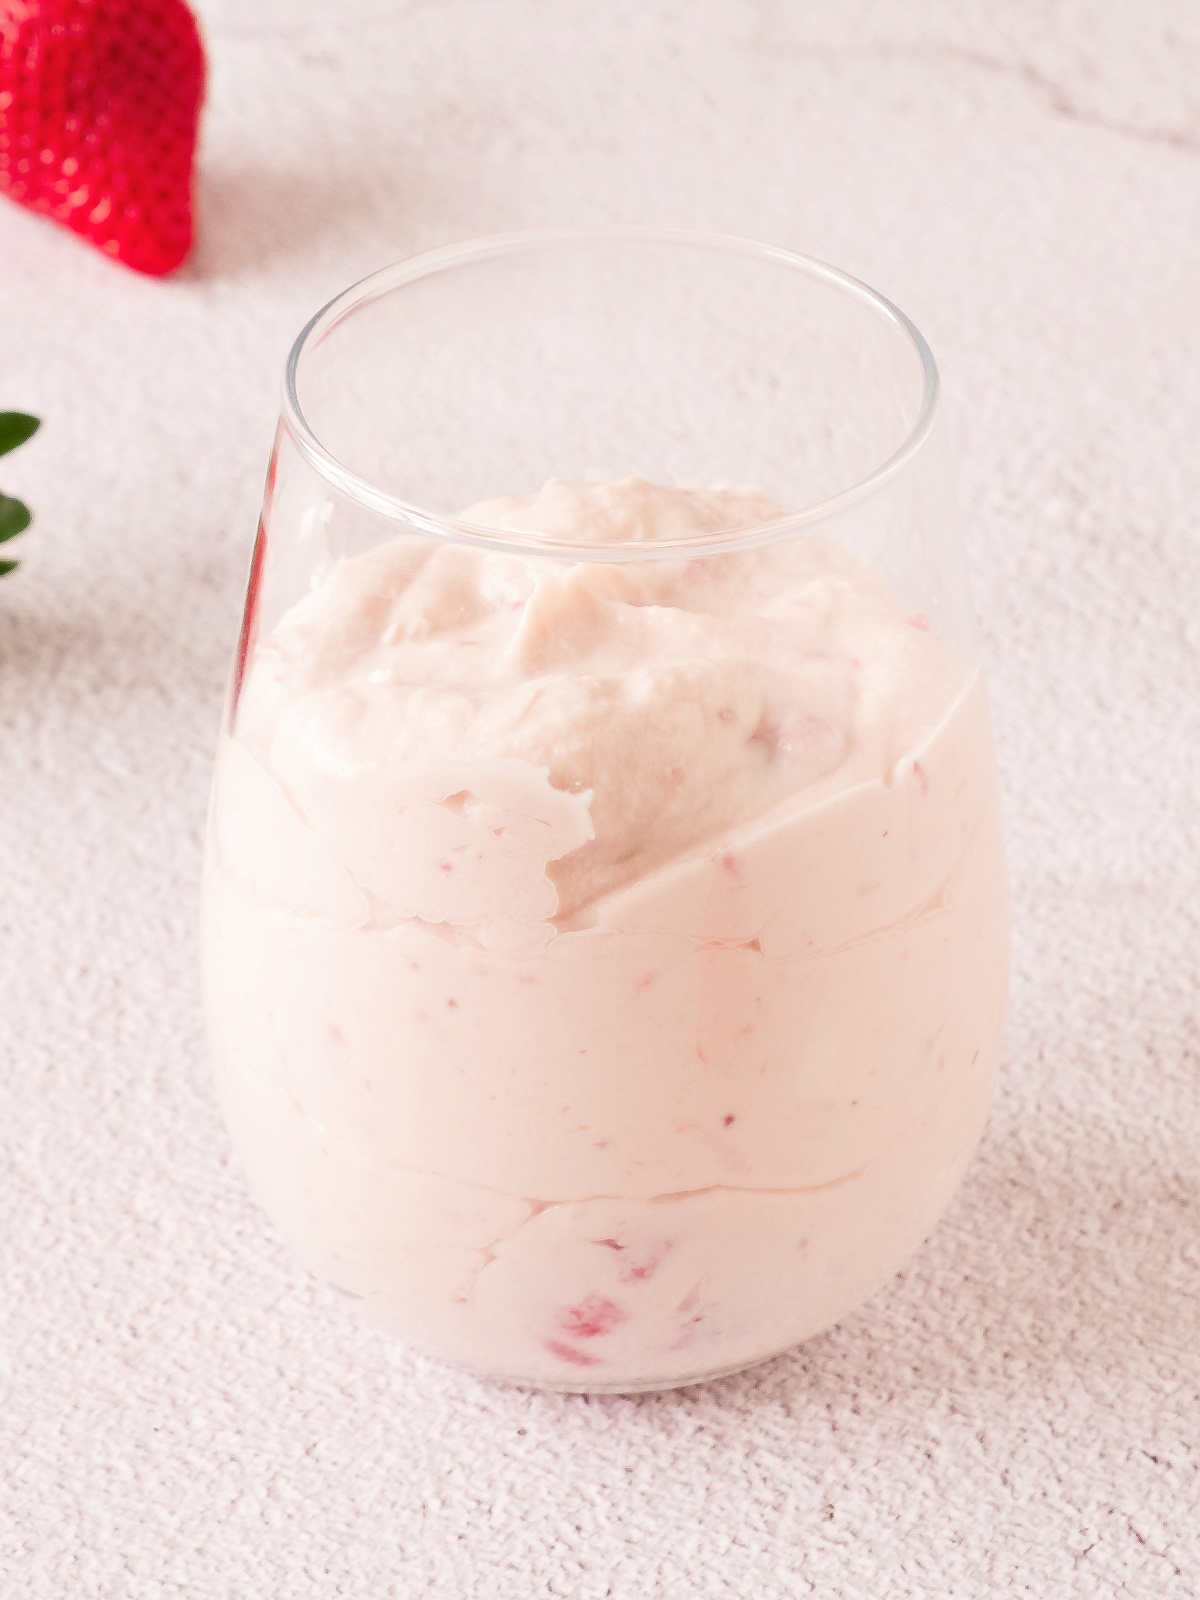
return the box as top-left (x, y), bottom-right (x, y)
top-left (202, 477), bottom-right (1008, 1391)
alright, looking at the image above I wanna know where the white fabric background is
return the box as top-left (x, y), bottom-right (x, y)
top-left (2, 2), bottom-right (1199, 1594)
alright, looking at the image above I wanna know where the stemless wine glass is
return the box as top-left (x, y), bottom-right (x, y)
top-left (201, 229), bottom-right (1009, 1392)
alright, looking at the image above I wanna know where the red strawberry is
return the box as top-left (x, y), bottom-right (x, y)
top-left (0, 0), bottom-right (205, 276)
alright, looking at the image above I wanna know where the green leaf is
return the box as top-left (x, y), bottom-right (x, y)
top-left (0, 413), bottom-right (39, 458)
top-left (0, 494), bottom-right (30, 543)
top-left (0, 558), bottom-right (18, 577)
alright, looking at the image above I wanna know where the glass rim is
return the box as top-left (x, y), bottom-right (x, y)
top-left (281, 226), bottom-right (940, 562)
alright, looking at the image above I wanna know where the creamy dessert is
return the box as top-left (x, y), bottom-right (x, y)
top-left (202, 478), bottom-right (1008, 1389)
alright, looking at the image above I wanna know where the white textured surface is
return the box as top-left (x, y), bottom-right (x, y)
top-left (2, 2), bottom-right (1199, 1594)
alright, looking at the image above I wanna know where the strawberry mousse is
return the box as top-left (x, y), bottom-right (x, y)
top-left (202, 477), bottom-right (1008, 1390)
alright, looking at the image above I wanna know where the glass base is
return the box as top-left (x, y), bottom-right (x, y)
top-left (410, 1334), bottom-right (806, 1395)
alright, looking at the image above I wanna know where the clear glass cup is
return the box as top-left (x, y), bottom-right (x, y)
top-left (201, 229), bottom-right (1009, 1392)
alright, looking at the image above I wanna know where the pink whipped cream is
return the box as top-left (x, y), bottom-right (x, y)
top-left (203, 478), bottom-right (1008, 1389)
